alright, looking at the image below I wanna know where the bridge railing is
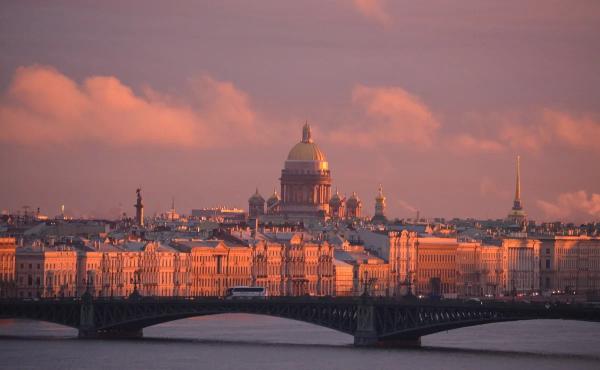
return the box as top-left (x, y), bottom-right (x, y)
top-left (2, 295), bottom-right (598, 313)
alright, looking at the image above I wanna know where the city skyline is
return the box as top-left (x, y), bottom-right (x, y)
top-left (1, 1), bottom-right (600, 222)
top-left (2, 2), bottom-right (600, 367)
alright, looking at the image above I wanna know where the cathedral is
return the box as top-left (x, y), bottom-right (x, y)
top-left (249, 123), bottom-right (388, 224)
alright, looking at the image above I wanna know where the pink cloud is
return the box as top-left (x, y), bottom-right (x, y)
top-left (450, 133), bottom-right (505, 153)
top-left (499, 123), bottom-right (547, 152)
top-left (542, 109), bottom-right (600, 150)
top-left (495, 110), bottom-right (600, 153)
top-left (352, 0), bottom-right (391, 26)
top-left (453, 109), bottom-right (600, 154)
top-left (537, 190), bottom-right (600, 221)
top-left (0, 66), bottom-right (262, 148)
top-left (479, 176), bottom-right (510, 198)
top-left (328, 84), bottom-right (439, 147)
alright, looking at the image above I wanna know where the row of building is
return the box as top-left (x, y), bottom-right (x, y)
top-left (2, 230), bottom-right (600, 300)
top-left (0, 235), bottom-right (337, 299)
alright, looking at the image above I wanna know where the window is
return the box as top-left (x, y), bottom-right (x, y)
top-left (546, 259), bottom-right (551, 269)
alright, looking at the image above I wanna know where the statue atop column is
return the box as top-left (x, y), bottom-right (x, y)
top-left (134, 188), bottom-right (144, 227)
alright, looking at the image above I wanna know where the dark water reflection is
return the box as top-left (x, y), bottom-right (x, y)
top-left (1, 315), bottom-right (599, 370)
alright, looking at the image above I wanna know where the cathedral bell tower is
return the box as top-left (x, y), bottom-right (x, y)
top-left (371, 184), bottom-right (387, 224)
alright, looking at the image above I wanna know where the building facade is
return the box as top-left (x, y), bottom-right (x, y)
top-left (502, 238), bottom-right (540, 295)
top-left (0, 238), bottom-right (16, 298)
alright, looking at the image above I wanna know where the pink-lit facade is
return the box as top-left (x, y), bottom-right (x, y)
top-left (0, 238), bottom-right (16, 298)
top-left (6, 234), bottom-right (600, 299)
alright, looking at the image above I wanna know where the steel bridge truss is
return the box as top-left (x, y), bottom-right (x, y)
top-left (1, 296), bottom-right (598, 347)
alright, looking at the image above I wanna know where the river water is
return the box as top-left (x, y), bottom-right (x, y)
top-left (1, 315), bottom-right (599, 370)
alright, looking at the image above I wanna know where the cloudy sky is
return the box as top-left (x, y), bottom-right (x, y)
top-left (1, 0), bottom-right (599, 222)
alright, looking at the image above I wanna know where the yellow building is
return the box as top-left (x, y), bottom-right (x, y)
top-left (414, 237), bottom-right (458, 298)
top-left (335, 244), bottom-right (389, 296)
top-left (388, 230), bottom-right (418, 296)
top-left (333, 259), bottom-right (354, 296)
top-left (480, 245), bottom-right (503, 297)
top-left (251, 240), bottom-right (284, 296)
top-left (173, 240), bottom-right (253, 297)
top-left (282, 235), bottom-right (334, 296)
top-left (539, 236), bottom-right (600, 295)
top-left (0, 238), bottom-right (16, 298)
top-left (16, 244), bottom-right (78, 298)
top-left (502, 238), bottom-right (540, 295)
top-left (456, 242), bottom-right (481, 297)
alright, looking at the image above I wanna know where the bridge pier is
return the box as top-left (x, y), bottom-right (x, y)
top-left (79, 328), bottom-right (144, 339)
top-left (78, 292), bottom-right (144, 339)
top-left (354, 301), bottom-right (422, 348)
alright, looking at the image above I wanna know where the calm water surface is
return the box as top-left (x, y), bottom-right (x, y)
top-left (1, 315), bottom-right (599, 370)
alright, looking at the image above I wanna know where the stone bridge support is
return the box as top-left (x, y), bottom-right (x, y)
top-left (353, 302), bottom-right (421, 348)
top-left (354, 304), bottom-right (378, 346)
top-left (78, 293), bottom-right (143, 339)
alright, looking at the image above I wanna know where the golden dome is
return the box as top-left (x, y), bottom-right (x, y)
top-left (286, 123), bottom-right (327, 161)
top-left (287, 142), bottom-right (327, 161)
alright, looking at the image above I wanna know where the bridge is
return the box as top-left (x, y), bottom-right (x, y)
top-left (1, 294), bottom-right (599, 347)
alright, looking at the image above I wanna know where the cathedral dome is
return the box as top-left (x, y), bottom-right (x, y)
top-left (329, 189), bottom-right (342, 207)
top-left (346, 192), bottom-right (360, 208)
top-left (287, 142), bottom-right (326, 161)
top-left (248, 188), bottom-right (265, 205)
top-left (286, 123), bottom-right (327, 162)
top-left (267, 188), bottom-right (280, 205)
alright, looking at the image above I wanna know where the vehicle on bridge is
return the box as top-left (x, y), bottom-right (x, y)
top-left (225, 286), bottom-right (267, 299)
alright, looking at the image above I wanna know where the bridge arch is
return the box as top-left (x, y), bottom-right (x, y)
top-left (0, 301), bottom-right (81, 329)
top-left (91, 302), bottom-right (359, 337)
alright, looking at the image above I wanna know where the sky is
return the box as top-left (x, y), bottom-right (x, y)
top-left (1, 0), bottom-right (599, 222)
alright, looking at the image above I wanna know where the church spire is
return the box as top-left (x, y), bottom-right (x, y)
top-left (507, 155), bottom-right (526, 230)
top-left (511, 155), bottom-right (524, 213)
